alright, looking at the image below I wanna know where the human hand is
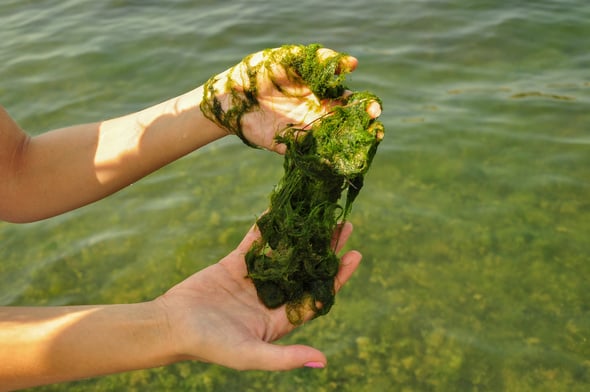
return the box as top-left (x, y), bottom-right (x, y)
top-left (200, 44), bottom-right (382, 153)
top-left (154, 221), bottom-right (361, 370)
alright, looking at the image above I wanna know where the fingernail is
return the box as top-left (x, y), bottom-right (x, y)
top-left (304, 361), bottom-right (325, 369)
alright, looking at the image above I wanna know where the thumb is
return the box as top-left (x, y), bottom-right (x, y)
top-left (239, 343), bottom-right (327, 371)
top-left (236, 222), bottom-right (262, 254)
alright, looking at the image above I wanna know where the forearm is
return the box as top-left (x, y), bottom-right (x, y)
top-left (1, 86), bottom-right (226, 223)
top-left (0, 302), bottom-right (174, 391)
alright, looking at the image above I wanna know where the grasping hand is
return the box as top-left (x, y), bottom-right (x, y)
top-left (154, 221), bottom-right (361, 370)
top-left (200, 45), bottom-right (382, 154)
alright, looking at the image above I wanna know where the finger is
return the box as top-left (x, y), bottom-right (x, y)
top-left (236, 222), bottom-right (262, 254)
top-left (238, 342), bottom-right (326, 371)
top-left (323, 90), bottom-right (382, 121)
top-left (274, 144), bottom-right (287, 155)
top-left (343, 91), bottom-right (381, 118)
top-left (368, 120), bottom-right (385, 142)
top-left (331, 221), bottom-right (354, 254)
top-left (367, 100), bottom-right (382, 118)
top-left (271, 141), bottom-right (287, 155)
top-left (334, 250), bottom-right (362, 293)
top-left (337, 55), bottom-right (358, 74)
top-left (316, 48), bottom-right (358, 74)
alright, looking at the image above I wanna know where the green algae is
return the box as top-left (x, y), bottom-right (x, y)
top-left (281, 43), bottom-right (349, 99)
top-left (200, 44), bottom-right (383, 323)
top-left (246, 92), bottom-right (383, 323)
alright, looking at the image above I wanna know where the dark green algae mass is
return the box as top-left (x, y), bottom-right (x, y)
top-left (200, 44), bottom-right (384, 324)
top-left (247, 92), bottom-right (383, 324)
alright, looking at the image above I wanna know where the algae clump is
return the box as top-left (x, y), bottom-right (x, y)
top-left (200, 44), bottom-right (384, 324)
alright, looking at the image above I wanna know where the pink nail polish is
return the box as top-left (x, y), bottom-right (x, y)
top-left (304, 361), bottom-right (325, 369)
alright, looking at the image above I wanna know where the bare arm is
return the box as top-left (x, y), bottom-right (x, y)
top-left (0, 302), bottom-right (172, 391)
top-left (0, 88), bottom-right (225, 223)
top-left (0, 223), bottom-right (362, 391)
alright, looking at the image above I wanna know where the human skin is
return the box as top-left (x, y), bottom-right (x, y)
top-left (0, 46), bottom-right (378, 390)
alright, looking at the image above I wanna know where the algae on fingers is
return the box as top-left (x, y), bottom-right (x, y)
top-left (199, 43), bottom-right (350, 148)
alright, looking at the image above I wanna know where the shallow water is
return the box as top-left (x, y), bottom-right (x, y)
top-left (1, 0), bottom-right (589, 390)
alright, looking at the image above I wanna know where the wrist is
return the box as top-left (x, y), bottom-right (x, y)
top-left (159, 85), bottom-right (229, 149)
top-left (200, 63), bottom-right (262, 149)
top-left (129, 301), bottom-right (179, 366)
top-left (150, 296), bottom-right (194, 364)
